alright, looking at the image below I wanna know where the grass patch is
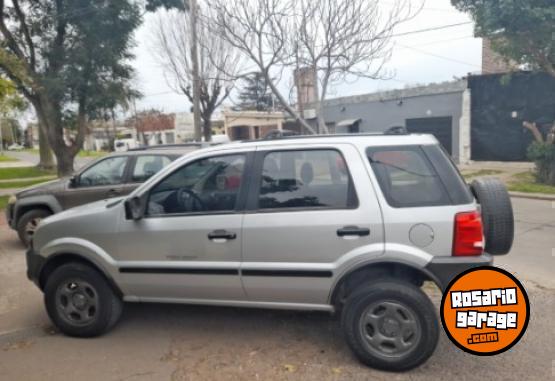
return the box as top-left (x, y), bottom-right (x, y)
top-left (0, 195), bottom-right (9, 210)
top-left (0, 177), bottom-right (56, 189)
top-left (507, 171), bottom-right (555, 195)
top-left (78, 150), bottom-right (108, 158)
top-left (22, 148), bottom-right (39, 154)
top-left (0, 155), bottom-right (18, 162)
top-left (0, 166), bottom-right (56, 180)
top-left (462, 169), bottom-right (504, 180)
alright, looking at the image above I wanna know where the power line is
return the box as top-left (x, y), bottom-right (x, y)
top-left (399, 35), bottom-right (475, 48)
top-left (396, 43), bottom-right (482, 70)
top-left (382, 1), bottom-right (461, 14)
top-left (389, 22), bottom-right (473, 38)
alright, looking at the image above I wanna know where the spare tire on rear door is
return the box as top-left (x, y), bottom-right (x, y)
top-left (470, 177), bottom-right (514, 255)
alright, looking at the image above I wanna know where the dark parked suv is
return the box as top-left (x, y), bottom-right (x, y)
top-left (6, 146), bottom-right (200, 245)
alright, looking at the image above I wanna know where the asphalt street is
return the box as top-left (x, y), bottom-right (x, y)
top-left (0, 197), bottom-right (553, 380)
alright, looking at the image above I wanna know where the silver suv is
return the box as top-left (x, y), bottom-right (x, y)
top-left (26, 134), bottom-right (513, 371)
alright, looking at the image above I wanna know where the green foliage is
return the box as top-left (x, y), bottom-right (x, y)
top-left (0, 78), bottom-right (26, 116)
top-left (0, 155), bottom-right (18, 162)
top-left (508, 171), bottom-right (555, 194)
top-left (236, 73), bottom-right (275, 112)
top-left (0, 195), bottom-right (9, 210)
top-left (527, 142), bottom-right (555, 184)
top-left (0, 0), bottom-right (183, 175)
top-left (0, 177), bottom-right (55, 189)
top-left (451, 0), bottom-right (555, 75)
top-left (0, 167), bottom-right (55, 180)
top-left (77, 150), bottom-right (108, 158)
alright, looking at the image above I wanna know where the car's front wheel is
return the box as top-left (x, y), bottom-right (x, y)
top-left (44, 263), bottom-right (123, 337)
top-left (341, 280), bottom-right (439, 371)
top-left (17, 208), bottom-right (52, 246)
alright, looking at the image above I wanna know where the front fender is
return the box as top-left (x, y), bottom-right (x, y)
top-left (40, 237), bottom-right (119, 280)
top-left (13, 195), bottom-right (62, 227)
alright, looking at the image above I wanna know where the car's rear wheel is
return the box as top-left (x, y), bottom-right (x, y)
top-left (44, 263), bottom-right (122, 337)
top-left (341, 280), bottom-right (438, 371)
top-left (17, 209), bottom-right (52, 247)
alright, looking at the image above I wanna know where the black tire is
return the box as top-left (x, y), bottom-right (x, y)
top-left (341, 280), bottom-right (439, 371)
top-left (44, 262), bottom-right (123, 337)
top-left (471, 177), bottom-right (514, 255)
top-left (17, 209), bottom-right (52, 247)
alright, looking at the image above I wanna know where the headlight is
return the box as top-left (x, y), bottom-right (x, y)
top-left (8, 195), bottom-right (17, 205)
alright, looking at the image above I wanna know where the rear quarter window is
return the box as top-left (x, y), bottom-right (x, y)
top-left (367, 145), bottom-right (472, 208)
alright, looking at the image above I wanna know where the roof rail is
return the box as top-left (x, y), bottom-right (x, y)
top-left (241, 130), bottom-right (409, 143)
top-left (128, 142), bottom-right (218, 151)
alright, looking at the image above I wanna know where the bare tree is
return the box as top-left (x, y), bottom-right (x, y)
top-left (152, 5), bottom-right (241, 141)
top-left (295, 0), bottom-right (421, 133)
top-left (209, 0), bottom-right (317, 133)
top-left (209, 0), bottom-right (420, 134)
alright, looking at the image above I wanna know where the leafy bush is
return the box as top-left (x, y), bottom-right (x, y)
top-left (527, 142), bottom-right (555, 185)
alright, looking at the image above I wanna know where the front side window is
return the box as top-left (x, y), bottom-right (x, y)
top-left (132, 155), bottom-right (172, 182)
top-left (258, 149), bottom-right (357, 210)
top-left (79, 156), bottom-right (128, 187)
top-left (148, 154), bottom-right (246, 215)
top-left (367, 146), bottom-right (450, 207)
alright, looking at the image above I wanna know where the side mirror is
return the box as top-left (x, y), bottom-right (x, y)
top-left (124, 195), bottom-right (147, 220)
top-left (69, 175), bottom-right (79, 187)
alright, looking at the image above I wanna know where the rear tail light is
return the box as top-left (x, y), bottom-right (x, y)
top-left (452, 211), bottom-right (484, 256)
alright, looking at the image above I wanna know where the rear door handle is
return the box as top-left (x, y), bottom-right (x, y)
top-left (208, 230), bottom-right (237, 240)
top-left (337, 226), bottom-right (370, 237)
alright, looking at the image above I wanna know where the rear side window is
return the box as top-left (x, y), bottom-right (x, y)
top-left (258, 149), bottom-right (357, 210)
top-left (132, 155), bottom-right (172, 182)
top-left (367, 146), bottom-right (451, 208)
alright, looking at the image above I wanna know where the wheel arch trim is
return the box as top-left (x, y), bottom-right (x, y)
top-left (328, 258), bottom-right (441, 305)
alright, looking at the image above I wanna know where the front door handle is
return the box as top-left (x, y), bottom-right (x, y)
top-left (337, 226), bottom-right (370, 237)
top-left (208, 230), bottom-right (237, 240)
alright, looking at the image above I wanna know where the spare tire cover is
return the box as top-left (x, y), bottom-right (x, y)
top-left (471, 177), bottom-right (514, 255)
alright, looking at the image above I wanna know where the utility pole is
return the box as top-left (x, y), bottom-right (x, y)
top-left (189, 0), bottom-right (202, 142)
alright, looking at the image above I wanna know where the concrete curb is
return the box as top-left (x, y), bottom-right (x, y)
top-left (509, 191), bottom-right (555, 201)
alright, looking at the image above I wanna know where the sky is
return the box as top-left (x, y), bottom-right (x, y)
top-left (132, 0), bottom-right (481, 114)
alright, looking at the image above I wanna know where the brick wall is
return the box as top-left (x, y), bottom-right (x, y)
top-left (482, 38), bottom-right (517, 74)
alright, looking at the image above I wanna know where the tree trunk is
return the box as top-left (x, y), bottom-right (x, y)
top-left (546, 160), bottom-right (555, 186)
top-left (202, 114), bottom-right (212, 142)
top-left (54, 148), bottom-right (75, 177)
top-left (37, 124), bottom-right (55, 170)
top-left (36, 105), bottom-right (78, 177)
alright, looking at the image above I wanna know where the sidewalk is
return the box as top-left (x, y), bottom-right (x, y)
top-left (0, 161), bottom-right (35, 168)
top-left (508, 191), bottom-right (555, 201)
top-left (459, 161), bottom-right (555, 201)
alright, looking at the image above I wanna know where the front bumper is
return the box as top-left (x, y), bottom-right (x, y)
top-left (26, 248), bottom-right (46, 288)
top-left (5, 203), bottom-right (15, 229)
top-left (424, 254), bottom-right (493, 292)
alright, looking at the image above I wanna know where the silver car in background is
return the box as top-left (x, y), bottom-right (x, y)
top-left (26, 133), bottom-right (513, 371)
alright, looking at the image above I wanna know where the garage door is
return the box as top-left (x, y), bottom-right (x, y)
top-left (406, 117), bottom-right (453, 155)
